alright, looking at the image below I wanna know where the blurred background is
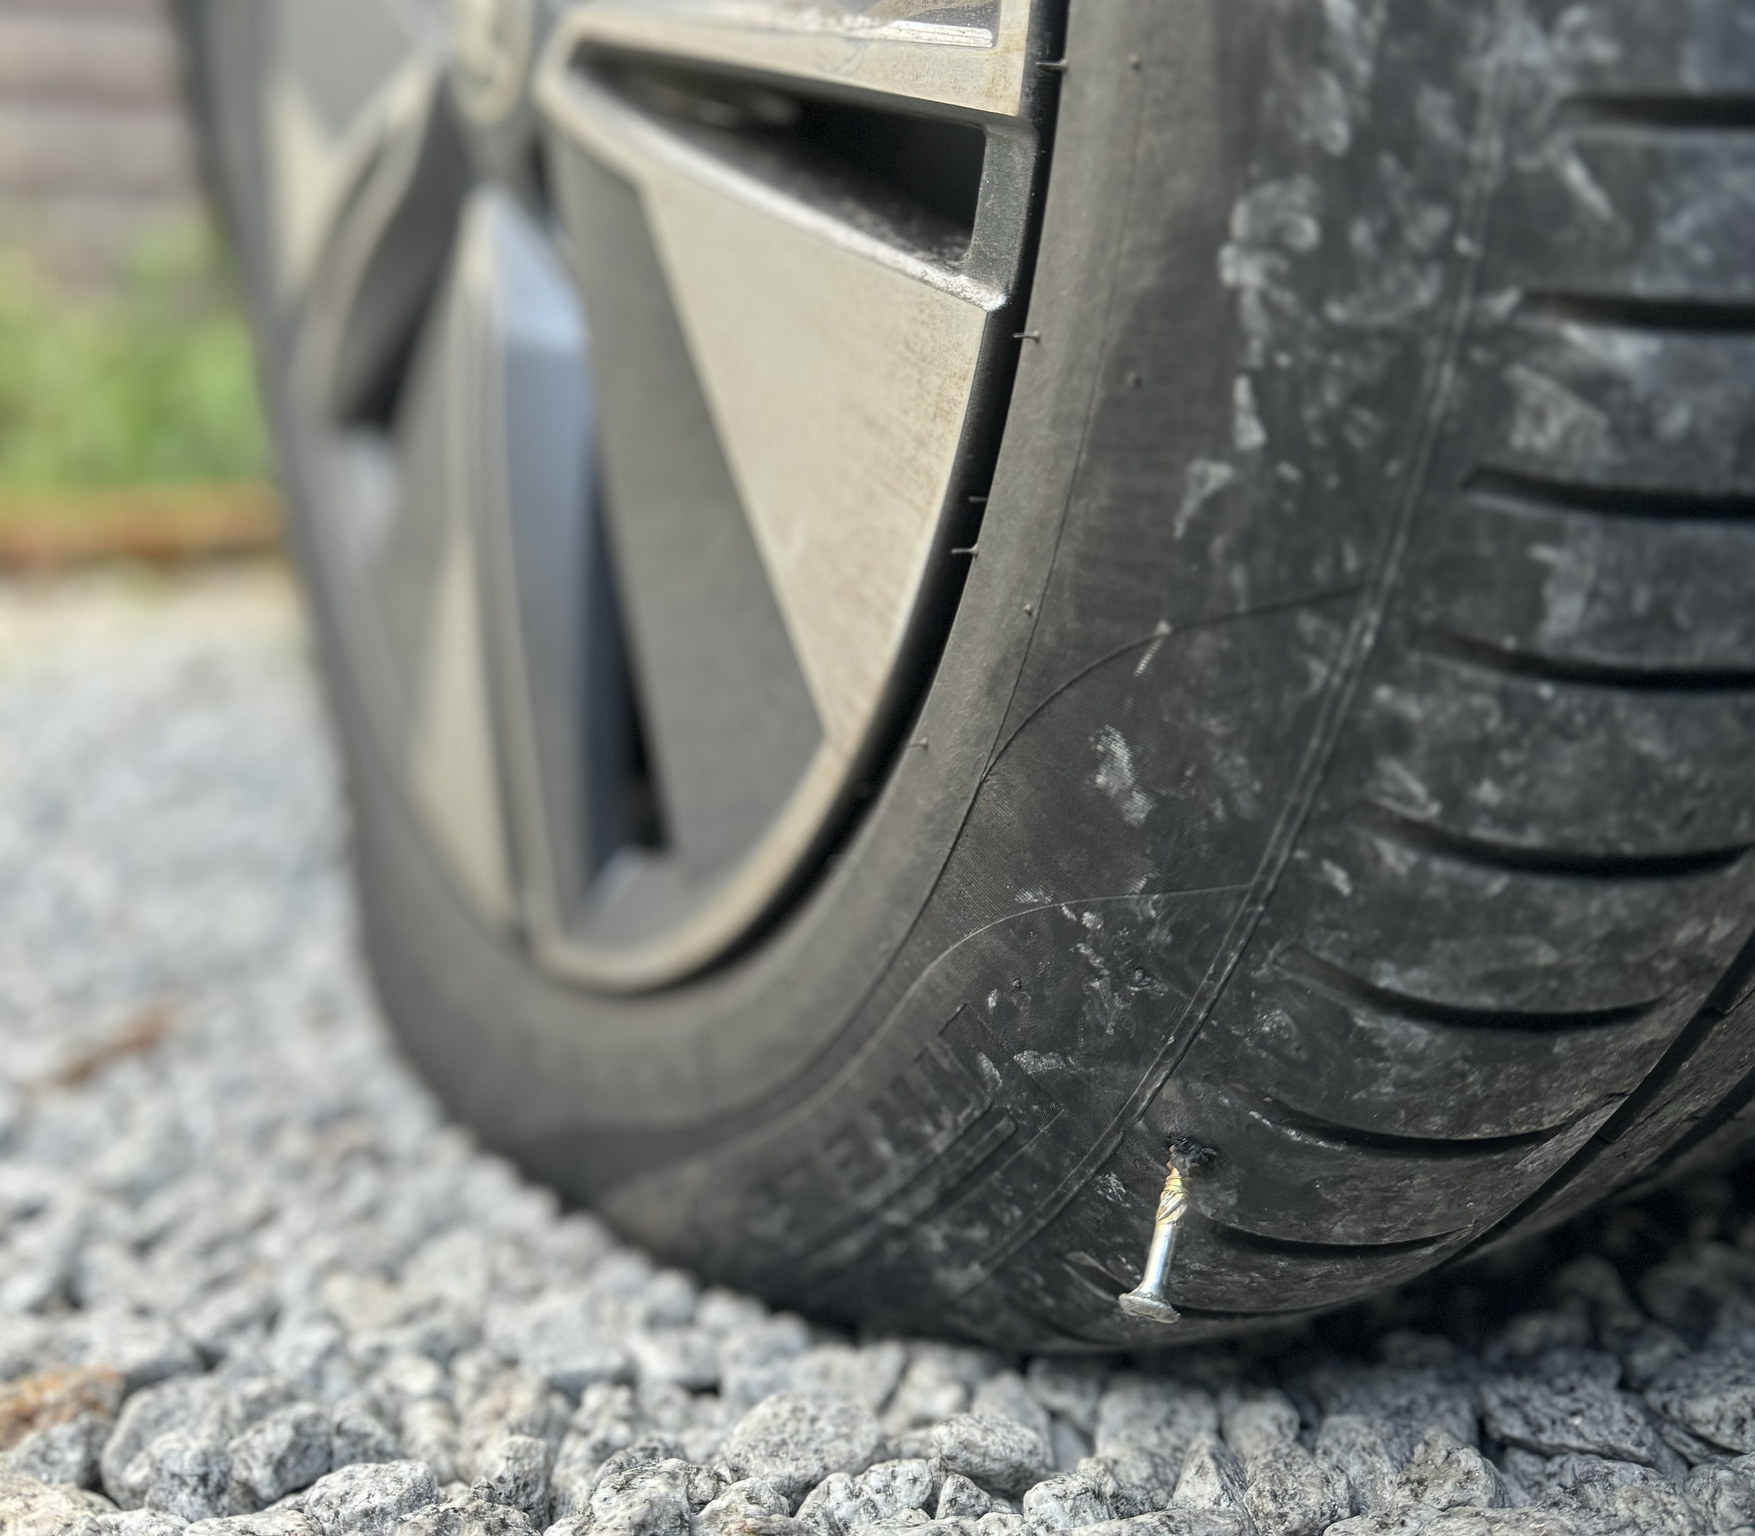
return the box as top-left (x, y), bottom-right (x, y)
top-left (0, 0), bottom-right (275, 571)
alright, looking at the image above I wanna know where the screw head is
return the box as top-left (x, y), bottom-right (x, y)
top-left (1118, 1288), bottom-right (1181, 1325)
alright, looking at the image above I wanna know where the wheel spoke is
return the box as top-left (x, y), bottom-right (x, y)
top-left (377, 226), bottom-right (518, 925)
top-left (542, 0), bottom-right (1035, 118)
top-left (537, 35), bottom-right (1020, 763)
top-left (268, 0), bottom-right (1051, 986)
top-left (559, 153), bottom-right (824, 885)
top-left (454, 189), bottom-right (650, 941)
top-left (264, 0), bottom-right (445, 301)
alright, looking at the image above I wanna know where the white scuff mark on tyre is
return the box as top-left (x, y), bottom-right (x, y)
top-left (1227, 178), bottom-right (1324, 255)
top-left (1324, 255), bottom-right (1444, 330)
top-left (1321, 0), bottom-right (1388, 96)
top-left (1091, 726), bottom-right (1156, 829)
top-left (1219, 177), bottom-right (1323, 369)
top-left (1174, 460), bottom-right (1235, 541)
top-left (1374, 758), bottom-right (1443, 821)
top-left (1558, 150), bottom-right (1618, 225)
top-left (1415, 83), bottom-right (1467, 153)
top-left (1133, 619), bottom-right (1173, 680)
top-left (1288, 0), bottom-right (1388, 158)
top-left (1075, 935), bottom-right (1128, 1036)
top-left (1232, 377), bottom-right (1267, 452)
top-left (1505, 363), bottom-right (1610, 462)
top-left (1530, 531), bottom-right (1600, 646)
top-left (1092, 1172), bottom-right (1130, 1208)
top-left (1544, 6), bottom-right (1621, 74)
top-left (1295, 69), bottom-right (1354, 157)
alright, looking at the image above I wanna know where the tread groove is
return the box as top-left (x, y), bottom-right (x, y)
top-left (1519, 289), bottom-right (1755, 334)
top-left (1189, 1211), bottom-right (1465, 1261)
top-left (1358, 800), bottom-right (1755, 881)
top-left (1597, 927), bottom-right (1755, 1144)
top-left (1276, 944), bottom-right (1659, 1033)
top-left (1416, 626), bottom-right (1755, 693)
top-left (1641, 1048), bottom-right (1755, 1171)
top-left (1465, 467), bottom-right (1755, 523)
top-left (1218, 1077), bottom-right (1590, 1157)
top-left (1559, 95), bottom-right (1755, 131)
top-left (1458, 927), bottom-right (1755, 1260)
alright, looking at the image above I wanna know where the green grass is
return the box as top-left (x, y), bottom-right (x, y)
top-left (0, 220), bottom-right (268, 492)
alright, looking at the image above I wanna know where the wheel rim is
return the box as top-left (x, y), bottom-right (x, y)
top-left (265, 0), bottom-right (1054, 990)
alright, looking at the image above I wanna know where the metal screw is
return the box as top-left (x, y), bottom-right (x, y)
top-left (1118, 1160), bottom-right (1188, 1324)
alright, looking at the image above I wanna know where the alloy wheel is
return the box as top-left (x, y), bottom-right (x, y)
top-left (265, 0), bottom-right (1056, 989)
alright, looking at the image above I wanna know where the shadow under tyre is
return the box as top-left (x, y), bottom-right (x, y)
top-left (179, 0), bottom-right (1755, 1347)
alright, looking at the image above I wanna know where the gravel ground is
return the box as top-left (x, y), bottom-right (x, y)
top-left (6, 571), bottom-right (1755, 1536)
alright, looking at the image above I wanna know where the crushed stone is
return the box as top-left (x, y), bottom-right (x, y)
top-left (8, 573), bottom-right (1755, 1536)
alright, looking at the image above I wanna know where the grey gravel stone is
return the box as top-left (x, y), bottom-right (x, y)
top-left (856, 1512), bottom-right (931, 1536)
top-left (0, 1470), bottom-right (112, 1535)
top-left (1481, 1361), bottom-right (1677, 1471)
top-left (972, 1377), bottom-right (1053, 1450)
top-left (302, 1461), bottom-right (441, 1536)
top-left (1301, 1367), bottom-right (1477, 1465)
top-left (1067, 1513), bottom-right (1247, 1536)
top-left (1639, 1242), bottom-right (1755, 1341)
top-left (1614, 1482), bottom-right (1712, 1535)
top-left (1681, 1456), bottom-right (1755, 1529)
top-left (584, 1456), bottom-right (701, 1536)
top-left (721, 1320), bottom-right (813, 1417)
top-left (931, 1416), bottom-right (1052, 1500)
top-left (331, 1405), bottom-right (400, 1470)
top-left (4, 1408), bottom-right (109, 1487)
top-left (1236, 1439), bottom-right (1344, 1536)
top-left (851, 1459), bottom-right (935, 1526)
top-left (1089, 1379), bottom-right (1217, 1518)
top-left (935, 1475), bottom-right (994, 1522)
top-left (483, 1295), bottom-right (631, 1404)
top-left (723, 1395), bottom-right (884, 1506)
top-left (697, 1476), bottom-right (792, 1536)
top-left (1019, 1473), bottom-right (1109, 1532)
top-left (882, 1351), bottom-right (994, 1444)
top-left (1218, 1392), bottom-right (1299, 1463)
top-left (1167, 1436), bottom-right (1244, 1521)
top-left (789, 1345), bottom-right (907, 1415)
top-left (1395, 1427), bottom-right (1504, 1513)
top-left (625, 1329), bottom-right (720, 1394)
top-left (104, 1378), bottom-right (226, 1508)
top-left (468, 1432), bottom-right (548, 1525)
top-left (1023, 1365), bottom-right (1104, 1440)
top-left (186, 1512), bottom-right (320, 1536)
top-left (1043, 1422), bottom-right (1091, 1479)
top-left (457, 1376), bottom-right (567, 1482)
top-left (1313, 1415), bottom-right (1398, 1517)
top-left (797, 1471), bottom-right (861, 1536)
top-left (396, 1402), bottom-right (459, 1487)
top-left (389, 1493), bottom-right (534, 1535)
top-left (132, 1432), bottom-right (233, 1523)
top-left (1506, 1449), bottom-right (1664, 1514)
top-left (227, 1403), bottom-right (332, 1509)
top-left (100, 1511), bottom-right (193, 1535)
top-left (68, 1314), bottom-right (203, 1397)
top-left (1644, 1345), bottom-right (1755, 1455)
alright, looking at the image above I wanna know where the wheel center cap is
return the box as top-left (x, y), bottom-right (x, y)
top-left (448, 0), bottom-right (535, 124)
